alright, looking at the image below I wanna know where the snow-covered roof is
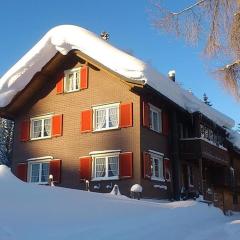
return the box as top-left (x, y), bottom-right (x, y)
top-left (0, 25), bottom-right (234, 129)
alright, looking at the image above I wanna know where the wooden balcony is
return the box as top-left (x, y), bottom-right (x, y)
top-left (180, 138), bottom-right (229, 165)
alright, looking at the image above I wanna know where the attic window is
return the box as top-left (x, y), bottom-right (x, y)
top-left (64, 68), bottom-right (80, 92)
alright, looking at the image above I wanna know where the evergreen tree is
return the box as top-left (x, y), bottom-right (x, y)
top-left (0, 118), bottom-right (14, 166)
top-left (203, 93), bottom-right (212, 106)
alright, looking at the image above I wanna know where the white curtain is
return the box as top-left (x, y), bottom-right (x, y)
top-left (68, 73), bottom-right (74, 91)
top-left (95, 158), bottom-right (106, 177)
top-left (109, 107), bottom-right (118, 128)
top-left (33, 120), bottom-right (42, 138)
top-left (96, 109), bottom-right (106, 129)
top-left (108, 156), bottom-right (118, 177)
top-left (73, 72), bottom-right (79, 90)
top-left (44, 119), bottom-right (51, 136)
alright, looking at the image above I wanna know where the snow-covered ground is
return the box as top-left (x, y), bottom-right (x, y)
top-left (0, 165), bottom-right (239, 240)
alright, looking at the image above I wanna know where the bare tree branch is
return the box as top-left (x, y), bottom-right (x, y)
top-left (172, 0), bottom-right (206, 16)
top-left (151, 0), bottom-right (240, 100)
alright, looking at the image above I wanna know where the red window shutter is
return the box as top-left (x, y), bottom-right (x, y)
top-left (79, 157), bottom-right (92, 180)
top-left (143, 102), bottom-right (150, 128)
top-left (162, 111), bottom-right (169, 136)
top-left (164, 158), bottom-right (171, 181)
top-left (56, 73), bottom-right (64, 94)
top-left (16, 163), bottom-right (28, 182)
top-left (50, 159), bottom-right (62, 183)
top-left (80, 110), bottom-right (92, 133)
top-left (80, 65), bottom-right (88, 90)
top-left (143, 152), bottom-right (152, 179)
top-left (119, 152), bottom-right (133, 178)
top-left (52, 114), bottom-right (63, 137)
top-left (120, 102), bottom-right (133, 128)
top-left (20, 120), bottom-right (30, 142)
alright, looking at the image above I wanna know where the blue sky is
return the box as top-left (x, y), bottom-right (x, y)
top-left (0, 0), bottom-right (239, 127)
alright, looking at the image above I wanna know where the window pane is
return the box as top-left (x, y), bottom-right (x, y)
top-left (154, 158), bottom-right (159, 178)
top-left (41, 163), bottom-right (49, 182)
top-left (108, 107), bottom-right (118, 128)
top-left (33, 120), bottom-right (42, 138)
top-left (153, 112), bottom-right (159, 132)
top-left (68, 73), bottom-right (74, 91)
top-left (200, 124), bottom-right (205, 138)
top-left (95, 109), bottom-right (106, 130)
top-left (108, 156), bottom-right (118, 177)
top-left (43, 119), bottom-right (51, 137)
top-left (31, 163), bottom-right (40, 182)
top-left (74, 72), bottom-right (79, 90)
top-left (95, 158), bottom-right (106, 177)
top-left (65, 71), bottom-right (80, 92)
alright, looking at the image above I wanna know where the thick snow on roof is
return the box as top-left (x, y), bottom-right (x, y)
top-left (227, 129), bottom-right (240, 150)
top-left (0, 165), bottom-right (240, 240)
top-left (0, 25), bottom-right (234, 128)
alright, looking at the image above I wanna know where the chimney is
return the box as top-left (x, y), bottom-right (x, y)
top-left (100, 31), bottom-right (110, 41)
top-left (168, 70), bottom-right (176, 82)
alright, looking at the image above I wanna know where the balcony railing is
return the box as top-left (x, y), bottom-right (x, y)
top-left (180, 138), bottom-right (229, 165)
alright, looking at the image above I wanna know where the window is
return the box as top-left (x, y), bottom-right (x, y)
top-left (187, 165), bottom-right (194, 187)
top-left (93, 154), bottom-right (119, 180)
top-left (29, 161), bottom-right (50, 184)
top-left (149, 105), bottom-right (162, 133)
top-left (30, 116), bottom-right (51, 140)
top-left (150, 152), bottom-right (164, 181)
top-left (93, 103), bottom-right (119, 131)
top-left (64, 68), bottom-right (80, 92)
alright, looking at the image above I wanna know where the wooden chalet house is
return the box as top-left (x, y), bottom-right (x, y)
top-left (0, 25), bottom-right (239, 210)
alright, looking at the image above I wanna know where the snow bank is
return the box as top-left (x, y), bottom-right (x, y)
top-left (0, 25), bottom-right (234, 129)
top-left (130, 184), bottom-right (143, 192)
top-left (0, 165), bottom-right (239, 240)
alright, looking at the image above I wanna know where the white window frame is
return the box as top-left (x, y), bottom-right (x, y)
top-left (30, 115), bottom-right (52, 140)
top-left (91, 152), bottom-right (120, 181)
top-left (93, 103), bottom-right (120, 132)
top-left (149, 104), bottom-right (162, 133)
top-left (150, 151), bottom-right (164, 181)
top-left (64, 67), bottom-right (81, 93)
top-left (28, 158), bottom-right (51, 184)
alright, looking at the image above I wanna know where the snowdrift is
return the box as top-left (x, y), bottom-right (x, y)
top-left (0, 165), bottom-right (239, 240)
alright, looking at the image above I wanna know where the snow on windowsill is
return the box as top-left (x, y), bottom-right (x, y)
top-left (153, 184), bottom-right (168, 190)
top-left (91, 177), bottom-right (119, 181)
top-left (151, 177), bottom-right (165, 182)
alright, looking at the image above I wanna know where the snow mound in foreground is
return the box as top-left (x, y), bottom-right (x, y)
top-left (0, 165), bottom-right (239, 240)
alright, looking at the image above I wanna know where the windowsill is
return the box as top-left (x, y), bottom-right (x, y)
top-left (149, 127), bottom-right (163, 135)
top-left (93, 127), bottom-right (120, 133)
top-left (64, 89), bottom-right (80, 93)
top-left (91, 176), bottom-right (119, 181)
top-left (151, 177), bottom-right (165, 182)
top-left (29, 182), bottom-right (48, 185)
top-left (30, 136), bottom-right (51, 141)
